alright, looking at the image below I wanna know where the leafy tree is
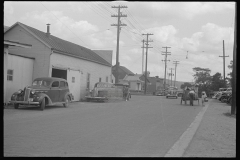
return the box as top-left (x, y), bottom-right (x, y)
top-left (192, 67), bottom-right (212, 97)
top-left (210, 72), bottom-right (225, 91)
top-left (192, 67), bottom-right (211, 83)
top-left (180, 82), bottom-right (192, 89)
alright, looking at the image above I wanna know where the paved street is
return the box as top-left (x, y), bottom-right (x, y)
top-left (4, 95), bottom-right (203, 157)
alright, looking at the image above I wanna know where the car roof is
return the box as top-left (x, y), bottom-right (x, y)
top-left (33, 77), bottom-right (67, 82)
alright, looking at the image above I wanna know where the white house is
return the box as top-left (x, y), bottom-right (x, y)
top-left (4, 22), bottom-right (113, 102)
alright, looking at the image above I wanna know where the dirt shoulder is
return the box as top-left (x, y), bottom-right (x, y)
top-left (183, 99), bottom-right (236, 157)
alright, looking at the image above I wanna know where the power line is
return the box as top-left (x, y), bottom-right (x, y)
top-left (40, 2), bottom-right (88, 47)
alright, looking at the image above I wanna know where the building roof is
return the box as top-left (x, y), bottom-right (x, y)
top-left (4, 26), bottom-right (9, 32)
top-left (112, 65), bottom-right (135, 79)
top-left (4, 39), bottom-right (32, 48)
top-left (4, 22), bottom-right (111, 67)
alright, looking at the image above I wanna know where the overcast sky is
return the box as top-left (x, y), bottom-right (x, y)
top-left (4, 1), bottom-right (235, 82)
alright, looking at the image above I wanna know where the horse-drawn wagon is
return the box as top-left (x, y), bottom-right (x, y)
top-left (180, 84), bottom-right (199, 105)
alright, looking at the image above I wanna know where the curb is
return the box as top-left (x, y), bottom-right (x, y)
top-left (164, 103), bottom-right (210, 157)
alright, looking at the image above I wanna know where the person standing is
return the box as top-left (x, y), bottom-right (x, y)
top-left (189, 89), bottom-right (195, 106)
top-left (125, 85), bottom-right (130, 101)
top-left (201, 91), bottom-right (207, 106)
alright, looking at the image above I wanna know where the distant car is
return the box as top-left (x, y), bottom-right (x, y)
top-left (166, 86), bottom-right (178, 99)
top-left (10, 77), bottom-right (73, 111)
top-left (85, 82), bottom-right (123, 102)
top-left (156, 91), bottom-right (165, 96)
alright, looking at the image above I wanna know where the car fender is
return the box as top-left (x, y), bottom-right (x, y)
top-left (36, 93), bottom-right (53, 105)
top-left (64, 92), bottom-right (73, 102)
top-left (10, 92), bottom-right (20, 100)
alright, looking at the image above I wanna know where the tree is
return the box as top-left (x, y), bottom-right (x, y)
top-left (192, 67), bottom-right (211, 83)
top-left (210, 72), bottom-right (225, 91)
top-left (192, 67), bottom-right (212, 97)
top-left (180, 82), bottom-right (192, 89)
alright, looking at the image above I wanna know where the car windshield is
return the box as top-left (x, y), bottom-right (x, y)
top-left (32, 80), bottom-right (51, 87)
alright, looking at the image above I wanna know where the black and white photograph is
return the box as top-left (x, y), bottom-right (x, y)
top-left (4, 1), bottom-right (236, 157)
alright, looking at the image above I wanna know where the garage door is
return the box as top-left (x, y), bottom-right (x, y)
top-left (67, 69), bottom-right (81, 101)
top-left (6, 54), bottom-right (34, 102)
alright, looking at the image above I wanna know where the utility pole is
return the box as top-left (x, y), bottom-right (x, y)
top-left (142, 33), bottom-right (153, 94)
top-left (111, 5), bottom-right (127, 84)
top-left (162, 47), bottom-right (171, 90)
top-left (219, 40), bottom-right (229, 87)
top-left (169, 68), bottom-right (174, 86)
top-left (231, 3), bottom-right (236, 115)
top-left (141, 39), bottom-right (145, 74)
top-left (173, 61), bottom-right (180, 87)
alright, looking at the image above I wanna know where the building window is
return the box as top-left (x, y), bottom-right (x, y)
top-left (99, 78), bottom-right (101, 82)
top-left (87, 73), bottom-right (90, 89)
top-left (7, 69), bottom-right (13, 81)
top-left (106, 76), bottom-right (108, 82)
top-left (72, 77), bottom-right (75, 83)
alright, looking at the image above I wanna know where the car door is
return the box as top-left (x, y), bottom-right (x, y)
top-left (49, 81), bottom-right (60, 103)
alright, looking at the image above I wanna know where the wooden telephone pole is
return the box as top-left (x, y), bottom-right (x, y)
top-left (173, 61), bottom-right (180, 87)
top-left (111, 5), bottom-right (127, 84)
top-left (169, 68), bottom-right (174, 86)
top-left (142, 39), bottom-right (145, 74)
top-left (162, 47), bottom-right (171, 90)
top-left (142, 33), bottom-right (153, 94)
top-left (231, 3), bottom-right (236, 115)
top-left (219, 40), bottom-right (229, 87)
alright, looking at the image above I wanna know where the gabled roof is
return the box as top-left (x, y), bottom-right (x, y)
top-left (112, 65), bottom-right (134, 75)
top-left (4, 26), bottom-right (9, 32)
top-left (4, 22), bottom-right (111, 67)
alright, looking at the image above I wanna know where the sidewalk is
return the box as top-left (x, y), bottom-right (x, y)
top-left (183, 98), bottom-right (236, 157)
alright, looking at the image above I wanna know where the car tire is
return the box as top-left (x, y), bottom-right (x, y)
top-left (14, 103), bottom-right (19, 109)
top-left (221, 98), bottom-right (225, 103)
top-left (63, 96), bottom-right (70, 107)
top-left (40, 98), bottom-right (45, 111)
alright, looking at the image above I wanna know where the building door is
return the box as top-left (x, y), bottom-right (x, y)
top-left (67, 69), bottom-right (81, 101)
top-left (6, 54), bottom-right (34, 103)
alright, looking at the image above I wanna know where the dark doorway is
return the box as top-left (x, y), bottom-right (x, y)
top-left (52, 68), bottom-right (67, 80)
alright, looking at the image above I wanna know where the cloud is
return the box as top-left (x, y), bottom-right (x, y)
top-left (146, 2), bottom-right (234, 20)
top-left (180, 23), bottom-right (234, 54)
top-left (4, 2), bottom-right (14, 15)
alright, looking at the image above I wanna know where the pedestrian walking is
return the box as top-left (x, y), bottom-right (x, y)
top-left (201, 91), bottom-right (207, 106)
top-left (188, 89), bottom-right (195, 106)
top-left (123, 85), bottom-right (129, 101)
top-left (125, 85), bottom-right (130, 101)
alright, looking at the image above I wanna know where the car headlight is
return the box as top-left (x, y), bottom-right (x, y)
top-left (18, 89), bottom-right (23, 93)
top-left (31, 90), bottom-right (35, 94)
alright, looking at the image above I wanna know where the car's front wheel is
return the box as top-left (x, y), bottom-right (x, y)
top-left (63, 96), bottom-right (70, 107)
top-left (40, 98), bottom-right (46, 111)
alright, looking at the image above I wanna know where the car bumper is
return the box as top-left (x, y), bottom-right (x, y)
top-left (9, 101), bottom-right (40, 105)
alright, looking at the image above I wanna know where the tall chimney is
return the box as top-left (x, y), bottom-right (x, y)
top-left (46, 24), bottom-right (50, 37)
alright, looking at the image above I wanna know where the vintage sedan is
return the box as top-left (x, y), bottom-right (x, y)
top-left (10, 77), bottom-right (73, 110)
top-left (85, 82), bottom-right (123, 102)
